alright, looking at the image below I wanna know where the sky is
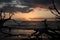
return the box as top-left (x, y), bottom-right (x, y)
top-left (0, 0), bottom-right (60, 21)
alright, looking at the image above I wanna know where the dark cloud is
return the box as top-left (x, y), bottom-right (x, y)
top-left (19, 0), bottom-right (51, 7)
top-left (0, 0), bottom-right (12, 3)
top-left (0, 0), bottom-right (60, 13)
top-left (32, 0), bottom-right (51, 5)
top-left (19, 0), bottom-right (60, 9)
top-left (0, 4), bottom-right (33, 13)
top-left (0, 0), bottom-right (60, 6)
top-left (0, 0), bottom-right (34, 13)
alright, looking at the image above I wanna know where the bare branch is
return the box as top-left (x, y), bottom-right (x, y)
top-left (51, 0), bottom-right (60, 14)
top-left (49, 7), bottom-right (59, 16)
top-left (8, 13), bottom-right (14, 19)
top-left (11, 19), bottom-right (21, 26)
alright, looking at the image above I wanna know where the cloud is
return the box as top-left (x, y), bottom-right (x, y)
top-left (0, 0), bottom-right (34, 13)
top-left (0, 0), bottom-right (12, 3)
top-left (22, 0), bottom-right (60, 9)
top-left (0, 5), bottom-right (33, 13)
top-left (0, 0), bottom-right (60, 13)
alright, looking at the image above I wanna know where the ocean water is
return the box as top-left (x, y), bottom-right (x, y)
top-left (1, 19), bottom-right (60, 39)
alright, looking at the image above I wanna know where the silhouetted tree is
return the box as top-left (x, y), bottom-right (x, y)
top-left (0, 5), bottom-right (16, 40)
top-left (48, 0), bottom-right (60, 39)
top-left (0, 8), bottom-right (14, 27)
top-left (49, 0), bottom-right (60, 19)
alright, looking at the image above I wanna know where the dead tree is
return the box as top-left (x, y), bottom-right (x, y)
top-left (48, 0), bottom-right (60, 39)
top-left (49, 0), bottom-right (60, 19)
top-left (0, 9), bottom-right (14, 27)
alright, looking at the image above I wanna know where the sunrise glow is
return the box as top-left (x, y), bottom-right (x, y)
top-left (12, 7), bottom-right (55, 21)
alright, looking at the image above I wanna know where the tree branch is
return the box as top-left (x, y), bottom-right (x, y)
top-left (51, 0), bottom-right (60, 14)
top-left (49, 7), bottom-right (59, 16)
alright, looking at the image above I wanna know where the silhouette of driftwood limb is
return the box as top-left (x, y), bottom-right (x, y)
top-left (29, 19), bottom-right (60, 39)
